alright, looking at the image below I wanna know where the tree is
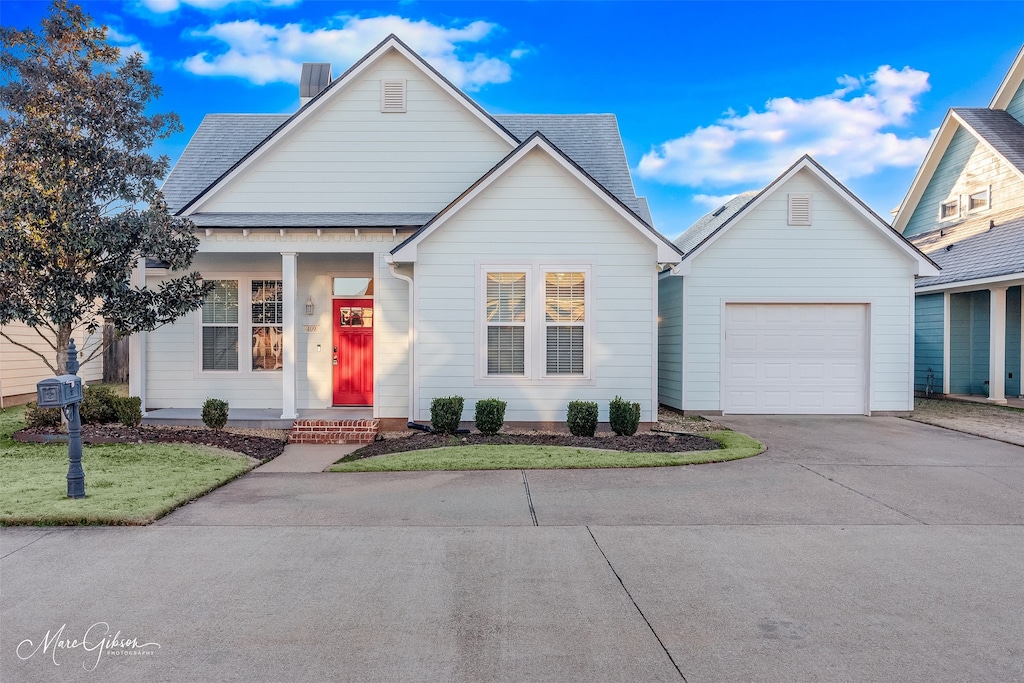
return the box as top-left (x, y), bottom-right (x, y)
top-left (0, 0), bottom-right (207, 375)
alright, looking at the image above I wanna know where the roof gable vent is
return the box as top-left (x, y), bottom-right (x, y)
top-left (788, 193), bottom-right (812, 226)
top-left (300, 63), bottom-right (332, 106)
top-left (381, 79), bottom-right (407, 113)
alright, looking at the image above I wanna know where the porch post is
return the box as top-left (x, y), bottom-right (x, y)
top-left (281, 252), bottom-right (298, 419)
top-left (989, 286), bottom-right (1007, 404)
top-left (129, 257), bottom-right (147, 413)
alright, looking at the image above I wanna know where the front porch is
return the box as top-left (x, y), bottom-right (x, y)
top-left (142, 406), bottom-right (375, 429)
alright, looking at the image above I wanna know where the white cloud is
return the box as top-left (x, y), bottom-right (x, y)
top-left (182, 15), bottom-right (512, 91)
top-left (638, 65), bottom-right (932, 188)
top-left (106, 27), bottom-right (151, 63)
top-left (139, 0), bottom-right (299, 13)
top-left (692, 193), bottom-right (742, 209)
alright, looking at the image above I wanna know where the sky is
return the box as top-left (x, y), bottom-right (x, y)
top-left (3, 1), bottom-right (1023, 240)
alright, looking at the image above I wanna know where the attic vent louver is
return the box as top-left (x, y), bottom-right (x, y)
top-left (381, 79), bottom-right (407, 113)
top-left (788, 193), bottom-right (812, 226)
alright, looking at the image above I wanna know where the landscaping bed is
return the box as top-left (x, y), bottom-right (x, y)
top-left (14, 425), bottom-right (287, 461)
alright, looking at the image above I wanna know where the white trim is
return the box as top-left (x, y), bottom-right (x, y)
top-left (674, 156), bottom-right (938, 276)
top-left (943, 291), bottom-right (951, 395)
top-left (193, 271), bottom-right (282, 377)
top-left (182, 37), bottom-right (517, 217)
top-left (916, 272), bottom-right (1024, 294)
top-left (281, 253), bottom-right (298, 419)
top-left (391, 136), bottom-right (681, 263)
top-left (387, 261), bottom-right (414, 422)
top-left (990, 44), bottom-right (1024, 110)
top-left (939, 197), bottom-right (961, 221)
top-left (908, 278), bottom-right (915, 410)
top-left (967, 186), bottom-right (991, 214)
top-left (650, 268), bottom-right (659, 422)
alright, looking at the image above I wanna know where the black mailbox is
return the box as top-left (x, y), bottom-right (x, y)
top-left (36, 375), bottom-right (84, 408)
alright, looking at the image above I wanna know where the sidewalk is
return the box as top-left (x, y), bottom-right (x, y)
top-left (253, 443), bottom-right (359, 473)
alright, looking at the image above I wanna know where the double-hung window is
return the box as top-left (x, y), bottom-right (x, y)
top-left (251, 280), bottom-right (283, 371)
top-left (486, 271), bottom-right (527, 375)
top-left (544, 271), bottom-right (586, 375)
top-left (202, 280), bottom-right (239, 371)
top-left (200, 277), bottom-right (283, 373)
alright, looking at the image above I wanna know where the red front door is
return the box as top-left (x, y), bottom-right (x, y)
top-left (332, 299), bottom-right (373, 405)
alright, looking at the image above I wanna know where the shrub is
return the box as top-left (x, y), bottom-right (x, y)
top-left (25, 402), bottom-right (62, 430)
top-left (567, 400), bottom-right (598, 437)
top-left (114, 396), bottom-right (143, 428)
top-left (609, 396), bottom-right (641, 436)
top-left (475, 398), bottom-right (506, 435)
top-left (79, 385), bottom-right (119, 425)
top-left (202, 398), bottom-right (229, 430)
top-left (430, 396), bottom-right (464, 435)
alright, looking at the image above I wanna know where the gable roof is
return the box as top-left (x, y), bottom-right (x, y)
top-left (952, 108), bottom-right (1024, 178)
top-left (990, 44), bottom-right (1024, 111)
top-left (672, 155), bottom-right (939, 276)
top-left (914, 207), bottom-right (1024, 290)
top-left (674, 191), bottom-right (758, 254)
top-left (176, 34), bottom-right (519, 216)
top-left (388, 132), bottom-right (681, 263)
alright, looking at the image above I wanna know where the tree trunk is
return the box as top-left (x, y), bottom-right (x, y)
top-left (56, 323), bottom-right (72, 375)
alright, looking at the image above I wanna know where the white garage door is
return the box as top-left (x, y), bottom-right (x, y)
top-left (723, 304), bottom-right (867, 414)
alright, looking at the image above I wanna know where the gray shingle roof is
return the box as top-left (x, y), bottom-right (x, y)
top-left (914, 208), bottom-right (1024, 287)
top-left (188, 212), bottom-right (433, 228)
top-left (161, 113), bottom-right (648, 221)
top-left (953, 108), bottom-right (1024, 177)
top-left (674, 191), bottom-right (759, 254)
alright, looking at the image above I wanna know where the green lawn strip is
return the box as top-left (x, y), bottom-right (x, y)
top-left (328, 430), bottom-right (763, 472)
top-left (1, 406), bottom-right (253, 526)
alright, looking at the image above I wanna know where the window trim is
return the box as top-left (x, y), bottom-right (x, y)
top-left (476, 262), bottom-right (592, 384)
top-left (939, 197), bottom-right (961, 221)
top-left (967, 186), bottom-right (991, 214)
top-left (194, 272), bottom-right (283, 377)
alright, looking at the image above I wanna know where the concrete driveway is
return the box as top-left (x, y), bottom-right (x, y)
top-left (3, 416), bottom-right (1023, 682)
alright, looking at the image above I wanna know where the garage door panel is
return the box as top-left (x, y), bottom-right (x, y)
top-left (724, 304), bottom-right (866, 414)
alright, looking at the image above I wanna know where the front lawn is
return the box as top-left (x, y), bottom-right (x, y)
top-left (329, 430), bottom-right (763, 472)
top-left (0, 406), bottom-right (254, 525)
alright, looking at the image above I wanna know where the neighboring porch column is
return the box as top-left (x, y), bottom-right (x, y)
top-left (989, 286), bottom-right (1007, 404)
top-left (128, 257), bottom-right (147, 413)
top-left (281, 252), bottom-right (298, 419)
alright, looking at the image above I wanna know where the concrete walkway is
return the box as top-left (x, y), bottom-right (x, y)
top-left (3, 416), bottom-right (1024, 682)
top-left (253, 443), bottom-right (359, 473)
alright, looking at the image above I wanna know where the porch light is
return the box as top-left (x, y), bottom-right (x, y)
top-left (305, 295), bottom-right (315, 316)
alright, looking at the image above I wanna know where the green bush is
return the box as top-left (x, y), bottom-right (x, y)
top-left (114, 396), bottom-right (143, 428)
top-left (567, 400), bottom-right (598, 437)
top-left (430, 396), bottom-right (464, 435)
top-left (609, 396), bottom-right (641, 436)
top-left (79, 385), bottom-right (119, 425)
top-left (25, 402), bottom-right (62, 429)
top-left (202, 398), bottom-right (229, 430)
top-left (475, 398), bottom-right (507, 435)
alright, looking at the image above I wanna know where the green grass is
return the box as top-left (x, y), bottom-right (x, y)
top-left (0, 405), bottom-right (253, 526)
top-left (328, 430), bottom-right (763, 472)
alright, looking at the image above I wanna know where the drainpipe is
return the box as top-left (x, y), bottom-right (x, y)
top-left (387, 261), bottom-right (415, 423)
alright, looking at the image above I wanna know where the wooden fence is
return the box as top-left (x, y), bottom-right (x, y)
top-left (102, 325), bottom-right (129, 384)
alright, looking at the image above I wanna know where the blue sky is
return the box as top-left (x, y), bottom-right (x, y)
top-left (4, 1), bottom-right (1023, 239)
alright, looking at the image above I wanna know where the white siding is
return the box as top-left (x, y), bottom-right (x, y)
top-left (412, 148), bottom-right (658, 422)
top-left (374, 254), bottom-right (410, 418)
top-left (682, 169), bottom-right (917, 413)
top-left (199, 52), bottom-right (512, 214)
top-left (1, 322), bottom-right (103, 405)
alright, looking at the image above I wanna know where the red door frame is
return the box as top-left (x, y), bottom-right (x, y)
top-left (332, 299), bottom-right (373, 406)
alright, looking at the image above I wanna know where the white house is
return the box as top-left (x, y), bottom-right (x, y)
top-left (137, 35), bottom-right (680, 430)
top-left (0, 323), bottom-right (103, 408)
top-left (659, 156), bottom-right (939, 415)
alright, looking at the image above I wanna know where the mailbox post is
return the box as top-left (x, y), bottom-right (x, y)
top-left (36, 340), bottom-right (85, 498)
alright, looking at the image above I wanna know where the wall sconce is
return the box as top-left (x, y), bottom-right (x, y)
top-left (305, 295), bottom-right (315, 316)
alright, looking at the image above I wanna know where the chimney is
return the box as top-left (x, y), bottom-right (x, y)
top-left (300, 63), bottom-right (332, 106)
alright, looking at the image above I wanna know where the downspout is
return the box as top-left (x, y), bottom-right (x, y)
top-left (387, 261), bottom-right (415, 422)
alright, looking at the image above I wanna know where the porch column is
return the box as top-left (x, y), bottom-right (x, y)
top-left (281, 252), bottom-right (298, 419)
top-left (989, 286), bottom-right (1007, 404)
top-left (128, 257), bottom-right (147, 413)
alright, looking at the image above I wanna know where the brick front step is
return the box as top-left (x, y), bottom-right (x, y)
top-left (289, 418), bottom-right (379, 445)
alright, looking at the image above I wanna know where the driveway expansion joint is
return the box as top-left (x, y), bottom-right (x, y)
top-left (521, 470), bottom-right (539, 526)
top-left (0, 530), bottom-right (55, 560)
top-left (797, 464), bottom-right (929, 525)
top-left (586, 526), bottom-right (688, 681)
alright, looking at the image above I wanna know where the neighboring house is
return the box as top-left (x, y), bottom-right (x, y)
top-left (136, 35), bottom-right (679, 427)
top-left (659, 156), bottom-right (938, 415)
top-left (0, 323), bottom-right (103, 408)
top-left (893, 45), bottom-right (1024, 403)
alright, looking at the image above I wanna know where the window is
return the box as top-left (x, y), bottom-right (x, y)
top-left (940, 198), bottom-right (960, 220)
top-left (968, 188), bottom-right (990, 213)
top-left (486, 272), bottom-right (526, 375)
top-left (251, 280), bottom-right (283, 371)
top-left (545, 272), bottom-right (585, 375)
top-left (202, 280), bottom-right (239, 371)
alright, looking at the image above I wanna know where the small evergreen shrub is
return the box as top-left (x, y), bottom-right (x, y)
top-left (79, 385), bottom-right (119, 425)
top-left (25, 402), bottom-right (62, 429)
top-left (609, 396), bottom-right (641, 436)
top-left (114, 396), bottom-right (143, 428)
top-left (202, 398), bottom-right (229, 430)
top-left (567, 400), bottom-right (598, 437)
top-left (475, 398), bottom-right (507, 435)
top-left (430, 395), bottom-right (464, 435)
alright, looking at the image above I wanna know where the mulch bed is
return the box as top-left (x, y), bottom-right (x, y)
top-left (344, 430), bottom-right (720, 461)
top-left (14, 426), bottom-right (287, 462)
